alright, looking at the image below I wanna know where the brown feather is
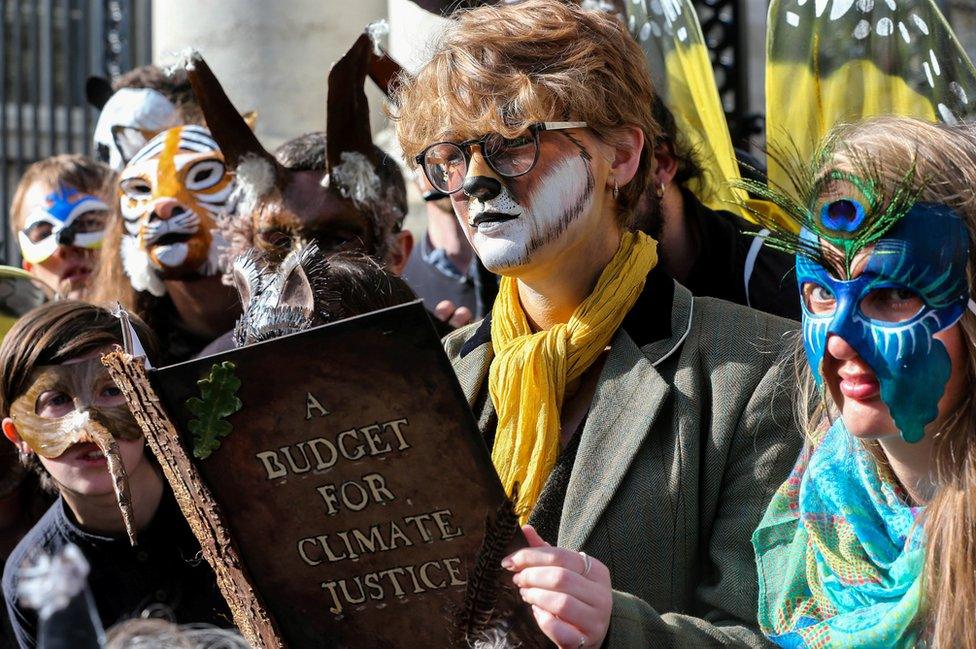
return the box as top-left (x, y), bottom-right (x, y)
top-left (457, 486), bottom-right (521, 643)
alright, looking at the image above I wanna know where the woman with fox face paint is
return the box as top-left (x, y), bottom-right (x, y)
top-left (0, 302), bottom-right (228, 648)
top-left (397, 3), bottom-right (801, 647)
top-left (750, 118), bottom-right (976, 648)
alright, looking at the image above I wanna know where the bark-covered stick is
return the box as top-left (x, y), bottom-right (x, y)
top-left (88, 420), bottom-right (137, 545)
top-left (101, 349), bottom-right (284, 649)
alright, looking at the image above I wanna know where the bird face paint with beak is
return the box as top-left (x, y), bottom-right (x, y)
top-left (118, 125), bottom-right (232, 295)
top-left (9, 356), bottom-right (143, 543)
top-left (451, 131), bottom-right (597, 274)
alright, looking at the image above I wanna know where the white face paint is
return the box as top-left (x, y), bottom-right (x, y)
top-left (463, 151), bottom-right (595, 273)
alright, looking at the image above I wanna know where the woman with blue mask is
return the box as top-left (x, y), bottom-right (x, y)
top-left (749, 116), bottom-right (976, 649)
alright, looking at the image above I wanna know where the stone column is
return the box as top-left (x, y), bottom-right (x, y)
top-left (387, 0), bottom-right (450, 74)
top-left (153, 0), bottom-right (389, 150)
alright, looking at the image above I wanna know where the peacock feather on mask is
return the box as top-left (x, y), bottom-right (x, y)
top-left (733, 134), bottom-right (923, 278)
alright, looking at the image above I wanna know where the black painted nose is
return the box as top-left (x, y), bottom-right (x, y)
top-left (462, 176), bottom-right (502, 201)
top-left (56, 225), bottom-right (76, 246)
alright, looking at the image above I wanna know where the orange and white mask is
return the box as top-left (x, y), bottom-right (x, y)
top-left (118, 125), bottom-right (232, 296)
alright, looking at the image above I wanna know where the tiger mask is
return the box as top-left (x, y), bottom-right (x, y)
top-left (118, 124), bottom-right (232, 296)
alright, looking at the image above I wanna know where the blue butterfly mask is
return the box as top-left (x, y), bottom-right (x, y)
top-left (798, 202), bottom-right (970, 443)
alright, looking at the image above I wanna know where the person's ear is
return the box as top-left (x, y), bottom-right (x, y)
top-left (2, 418), bottom-right (31, 456)
top-left (651, 144), bottom-right (679, 188)
top-left (387, 230), bottom-right (414, 276)
top-left (607, 125), bottom-right (645, 194)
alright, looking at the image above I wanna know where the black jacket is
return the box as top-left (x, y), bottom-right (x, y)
top-left (2, 488), bottom-right (230, 648)
top-left (681, 189), bottom-right (800, 321)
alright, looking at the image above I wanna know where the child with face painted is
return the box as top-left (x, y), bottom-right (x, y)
top-left (396, 2), bottom-right (801, 647)
top-left (10, 155), bottom-right (115, 301)
top-left (0, 301), bottom-right (228, 648)
top-left (750, 118), bottom-right (976, 648)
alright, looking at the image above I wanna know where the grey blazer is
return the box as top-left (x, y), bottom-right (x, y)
top-left (444, 268), bottom-right (801, 648)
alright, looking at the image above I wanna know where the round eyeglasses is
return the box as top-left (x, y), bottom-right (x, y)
top-left (414, 121), bottom-right (588, 195)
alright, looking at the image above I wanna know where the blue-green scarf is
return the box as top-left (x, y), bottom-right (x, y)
top-left (753, 419), bottom-right (925, 648)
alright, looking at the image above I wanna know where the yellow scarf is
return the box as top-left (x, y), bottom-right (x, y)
top-left (488, 231), bottom-right (658, 522)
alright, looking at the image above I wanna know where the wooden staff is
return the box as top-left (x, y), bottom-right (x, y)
top-left (101, 349), bottom-right (285, 649)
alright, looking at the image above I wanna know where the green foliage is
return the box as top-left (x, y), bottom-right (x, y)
top-left (186, 361), bottom-right (243, 460)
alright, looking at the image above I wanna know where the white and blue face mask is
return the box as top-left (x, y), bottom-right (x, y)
top-left (797, 198), bottom-right (971, 443)
top-left (18, 185), bottom-right (109, 264)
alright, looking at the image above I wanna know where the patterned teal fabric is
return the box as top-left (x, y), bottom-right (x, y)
top-left (753, 419), bottom-right (924, 648)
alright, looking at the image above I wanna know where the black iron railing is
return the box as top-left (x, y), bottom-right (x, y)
top-left (691, 0), bottom-right (762, 148)
top-left (0, 0), bottom-right (151, 264)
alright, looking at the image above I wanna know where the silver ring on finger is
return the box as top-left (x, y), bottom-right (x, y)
top-left (578, 551), bottom-right (592, 578)
top-left (578, 634), bottom-right (587, 649)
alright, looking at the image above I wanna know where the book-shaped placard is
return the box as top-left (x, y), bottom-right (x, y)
top-left (103, 301), bottom-right (549, 648)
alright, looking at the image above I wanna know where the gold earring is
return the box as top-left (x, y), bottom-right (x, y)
top-left (612, 179), bottom-right (619, 199)
top-left (656, 181), bottom-right (666, 198)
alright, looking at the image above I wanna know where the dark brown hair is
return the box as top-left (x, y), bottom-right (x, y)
top-left (9, 155), bottom-right (116, 232)
top-left (651, 97), bottom-right (702, 186)
top-left (0, 300), bottom-right (158, 418)
top-left (114, 64), bottom-right (204, 125)
top-left (321, 251), bottom-right (416, 318)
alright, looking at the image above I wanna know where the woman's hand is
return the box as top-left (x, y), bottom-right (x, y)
top-left (434, 299), bottom-right (474, 328)
top-left (503, 525), bottom-right (612, 649)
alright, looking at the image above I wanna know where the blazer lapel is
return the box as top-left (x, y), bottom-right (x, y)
top-left (558, 281), bottom-right (695, 550)
top-left (558, 333), bottom-right (670, 550)
top-left (451, 318), bottom-right (494, 409)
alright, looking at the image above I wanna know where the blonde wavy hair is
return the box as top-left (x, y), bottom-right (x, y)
top-left (105, 618), bottom-right (249, 649)
top-left (797, 116), bottom-right (976, 648)
top-left (392, 0), bottom-right (659, 223)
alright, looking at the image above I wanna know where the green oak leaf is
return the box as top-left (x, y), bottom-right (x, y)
top-left (186, 361), bottom-right (243, 459)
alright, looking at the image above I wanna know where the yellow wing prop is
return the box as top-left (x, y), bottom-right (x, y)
top-left (624, 0), bottom-right (749, 218)
top-left (0, 266), bottom-right (47, 339)
top-left (767, 0), bottom-right (976, 199)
